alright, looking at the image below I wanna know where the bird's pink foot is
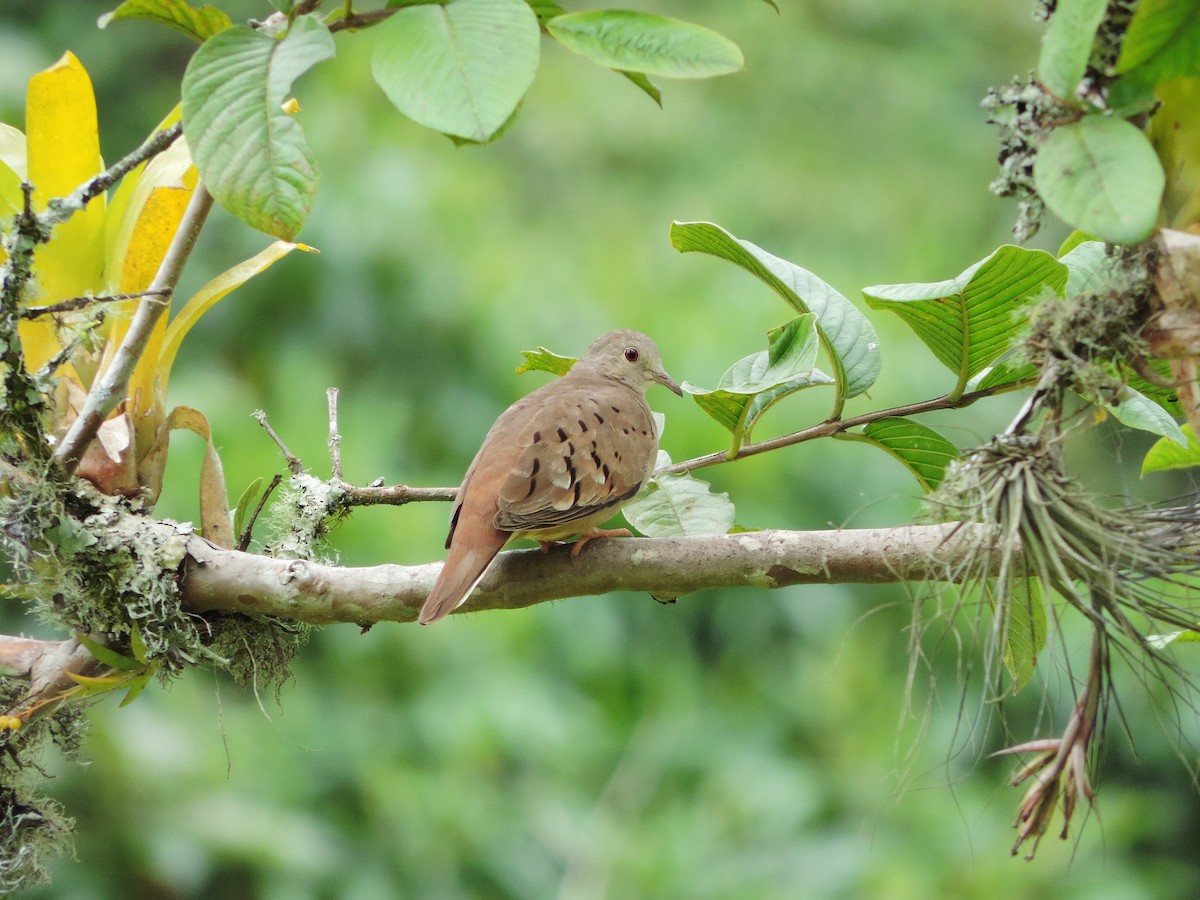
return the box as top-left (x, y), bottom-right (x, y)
top-left (570, 527), bottom-right (632, 557)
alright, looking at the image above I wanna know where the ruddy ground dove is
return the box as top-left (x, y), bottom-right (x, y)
top-left (418, 330), bottom-right (681, 625)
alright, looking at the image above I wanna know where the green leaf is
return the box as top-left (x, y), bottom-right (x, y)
top-left (1056, 229), bottom-right (1099, 256)
top-left (1001, 577), bottom-right (1046, 693)
top-left (1038, 0), bottom-right (1108, 100)
top-left (620, 70), bottom-right (662, 107)
top-left (233, 476), bottom-right (266, 541)
top-left (182, 14), bottom-right (334, 239)
top-left (971, 360), bottom-right (1038, 392)
top-left (515, 346), bottom-right (575, 376)
top-left (526, 0), bottom-right (566, 22)
top-left (99, 0), bottom-right (232, 42)
top-left (75, 634), bottom-right (144, 672)
top-left (1149, 77), bottom-right (1200, 231)
top-left (670, 221), bottom-right (881, 414)
top-left (1142, 422), bottom-right (1200, 475)
top-left (371, 0), bottom-right (540, 142)
top-left (1104, 384), bottom-right (1186, 446)
top-left (863, 245), bottom-right (1067, 397)
top-left (683, 316), bottom-right (833, 455)
top-left (1033, 115), bottom-right (1166, 245)
top-left (119, 671), bottom-right (154, 707)
top-left (546, 10), bottom-right (743, 79)
top-left (624, 466), bottom-right (736, 537)
top-left (836, 417), bottom-right (959, 493)
top-left (1060, 239), bottom-right (1109, 294)
top-left (129, 621), bottom-right (149, 665)
top-left (1116, 0), bottom-right (1200, 85)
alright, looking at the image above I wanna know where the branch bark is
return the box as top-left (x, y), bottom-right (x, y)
top-left (181, 522), bottom-right (995, 624)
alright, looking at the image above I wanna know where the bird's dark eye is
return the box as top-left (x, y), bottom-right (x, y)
top-left (624, 347), bottom-right (639, 362)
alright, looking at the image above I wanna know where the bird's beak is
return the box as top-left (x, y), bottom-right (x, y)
top-left (654, 369), bottom-right (684, 396)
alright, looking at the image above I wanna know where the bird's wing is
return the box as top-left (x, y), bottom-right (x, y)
top-left (493, 381), bottom-right (657, 533)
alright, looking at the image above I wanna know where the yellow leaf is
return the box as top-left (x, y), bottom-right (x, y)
top-left (156, 241), bottom-right (314, 394)
top-left (105, 107), bottom-right (195, 300)
top-left (25, 52), bottom-right (107, 369)
top-left (103, 183), bottom-right (192, 447)
top-left (164, 405), bottom-right (233, 548)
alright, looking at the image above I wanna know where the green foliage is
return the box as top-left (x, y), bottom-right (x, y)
top-left (624, 452), bottom-right (736, 537)
top-left (545, 10), bottom-right (744, 79)
top-left (182, 14), bottom-right (335, 239)
top-left (1115, 0), bottom-right (1200, 86)
top-left (98, 0), bottom-right (232, 42)
top-left (1142, 422), bottom-right (1200, 474)
top-left (1037, 0), bottom-right (1108, 99)
top-left (836, 417), bottom-right (959, 493)
top-left (682, 316), bottom-right (832, 457)
top-left (670, 221), bottom-right (881, 415)
top-left (371, 0), bottom-right (539, 143)
top-left (863, 245), bottom-right (1068, 398)
top-left (1033, 116), bottom-right (1165, 245)
top-left (514, 347), bottom-right (576, 377)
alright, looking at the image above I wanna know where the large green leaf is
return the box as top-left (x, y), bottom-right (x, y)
top-left (1142, 423), bottom-right (1200, 475)
top-left (863, 245), bottom-right (1067, 397)
top-left (371, 0), bottom-right (540, 142)
top-left (836, 417), bottom-right (959, 493)
top-left (670, 221), bottom-right (881, 414)
top-left (99, 0), bottom-right (232, 42)
top-left (1116, 0), bottom-right (1200, 86)
top-left (1038, 0), bottom-right (1108, 99)
top-left (546, 10), bottom-right (743, 79)
top-left (1101, 385), bottom-right (1187, 446)
top-left (182, 14), bottom-right (334, 239)
top-left (682, 316), bottom-right (833, 455)
top-left (1033, 115), bottom-right (1165, 245)
top-left (625, 453), bottom-right (735, 537)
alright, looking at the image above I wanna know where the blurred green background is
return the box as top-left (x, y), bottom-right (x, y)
top-left (3, 1), bottom-right (1200, 897)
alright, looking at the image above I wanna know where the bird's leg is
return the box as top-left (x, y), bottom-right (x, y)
top-left (570, 527), bottom-right (633, 557)
top-left (536, 540), bottom-right (557, 554)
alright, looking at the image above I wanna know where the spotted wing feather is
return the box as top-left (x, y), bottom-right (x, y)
top-left (495, 382), bottom-right (658, 533)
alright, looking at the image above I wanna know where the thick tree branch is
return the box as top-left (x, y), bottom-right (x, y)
top-left (181, 522), bottom-right (996, 624)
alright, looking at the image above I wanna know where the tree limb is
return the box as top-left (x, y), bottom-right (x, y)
top-left (181, 522), bottom-right (996, 624)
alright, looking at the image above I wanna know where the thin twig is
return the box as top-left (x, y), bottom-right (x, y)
top-left (254, 410), bottom-right (305, 475)
top-left (329, 7), bottom-right (396, 32)
top-left (660, 380), bottom-right (1032, 476)
top-left (44, 123), bottom-right (182, 228)
top-left (327, 387), bottom-right (342, 482)
top-left (53, 185), bottom-right (214, 471)
top-left (237, 473), bottom-right (283, 551)
top-left (21, 289), bottom-right (170, 319)
top-left (339, 483), bottom-right (459, 505)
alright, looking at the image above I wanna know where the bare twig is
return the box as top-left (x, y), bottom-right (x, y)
top-left (237, 473), bottom-right (283, 552)
top-left (253, 410), bottom-right (305, 475)
top-left (21, 289), bottom-right (171, 319)
top-left (53, 185), bottom-right (214, 471)
top-left (338, 483), bottom-right (458, 505)
top-left (661, 381), bottom-right (1032, 476)
top-left (44, 123), bottom-right (182, 228)
top-left (327, 387), bottom-right (343, 482)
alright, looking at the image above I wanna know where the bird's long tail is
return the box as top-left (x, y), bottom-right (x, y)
top-left (418, 522), bottom-right (508, 625)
